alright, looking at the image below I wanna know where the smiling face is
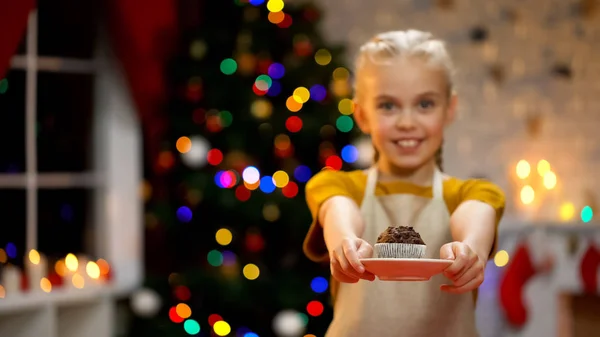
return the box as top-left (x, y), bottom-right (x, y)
top-left (354, 56), bottom-right (457, 173)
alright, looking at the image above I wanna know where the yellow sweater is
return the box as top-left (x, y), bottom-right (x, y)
top-left (302, 169), bottom-right (506, 301)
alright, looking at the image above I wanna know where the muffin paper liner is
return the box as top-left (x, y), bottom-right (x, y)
top-left (374, 243), bottom-right (426, 259)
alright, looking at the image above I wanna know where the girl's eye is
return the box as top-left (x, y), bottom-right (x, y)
top-left (378, 101), bottom-right (395, 110)
top-left (419, 100), bottom-right (435, 109)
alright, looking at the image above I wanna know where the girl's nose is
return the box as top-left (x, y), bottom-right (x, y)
top-left (395, 110), bottom-right (416, 129)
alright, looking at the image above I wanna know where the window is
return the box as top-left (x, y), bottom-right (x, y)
top-left (0, 1), bottom-right (142, 291)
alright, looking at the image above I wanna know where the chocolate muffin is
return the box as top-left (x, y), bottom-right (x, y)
top-left (374, 226), bottom-right (427, 259)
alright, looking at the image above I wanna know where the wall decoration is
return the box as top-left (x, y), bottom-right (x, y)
top-left (469, 26), bottom-right (489, 43)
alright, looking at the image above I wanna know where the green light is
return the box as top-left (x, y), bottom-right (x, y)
top-left (220, 58), bottom-right (237, 75)
top-left (336, 115), bottom-right (354, 132)
top-left (298, 313), bottom-right (309, 325)
top-left (255, 75), bottom-right (272, 88)
top-left (581, 206), bottom-right (593, 223)
top-left (184, 319), bottom-right (200, 335)
top-left (207, 250), bottom-right (223, 266)
top-left (219, 110), bottom-right (233, 127)
top-left (0, 79), bottom-right (8, 94)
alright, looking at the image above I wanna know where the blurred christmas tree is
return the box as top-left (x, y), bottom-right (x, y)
top-left (133, 0), bottom-right (363, 336)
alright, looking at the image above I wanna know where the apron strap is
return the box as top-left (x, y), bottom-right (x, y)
top-left (364, 167), bottom-right (379, 199)
top-left (432, 167), bottom-right (444, 200)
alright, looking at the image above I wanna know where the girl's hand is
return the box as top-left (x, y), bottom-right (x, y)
top-left (330, 237), bottom-right (376, 283)
top-left (439, 241), bottom-right (485, 293)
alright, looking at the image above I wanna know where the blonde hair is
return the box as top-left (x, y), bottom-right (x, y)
top-left (353, 30), bottom-right (455, 170)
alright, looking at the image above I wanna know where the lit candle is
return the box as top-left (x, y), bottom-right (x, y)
top-left (25, 250), bottom-right (47, 292)
top-left (2, 264), bottom-right (22, 296)
top-left (64, 253), bottom-right (79, 290)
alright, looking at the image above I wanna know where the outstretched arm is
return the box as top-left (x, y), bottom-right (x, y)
top-left (439, 200), bottom-right (499, 293)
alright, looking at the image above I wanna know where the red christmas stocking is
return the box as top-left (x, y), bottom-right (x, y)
top-left (580, 242), bottom-right (600, 294)
top-left (499, 242), bottom-right (537, 328)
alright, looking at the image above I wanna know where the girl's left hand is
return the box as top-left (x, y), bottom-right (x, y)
top-left (439, 241), bottom-right (485, 294)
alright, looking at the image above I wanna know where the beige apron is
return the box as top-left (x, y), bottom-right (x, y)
top-left (325, 167), bottom-right (478, 337)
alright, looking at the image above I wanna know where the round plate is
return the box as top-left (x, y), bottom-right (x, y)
top-left (359, 258), bottom-right (452, 281)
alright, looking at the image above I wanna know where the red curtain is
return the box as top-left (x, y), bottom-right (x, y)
top-left (104, 0), bottom-right (179, 173)
top-left (0, 0), bottom-right (36, 79)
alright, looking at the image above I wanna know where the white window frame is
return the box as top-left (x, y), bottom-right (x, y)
top-left (5, 10), bottom-right (143, 294)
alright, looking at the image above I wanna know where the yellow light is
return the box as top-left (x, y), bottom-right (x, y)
top-left (543, 171), bottom-right (557, 190)
top-left (176, 303), bottom-right (192, 319)
top-left (65, 253), bottom-right (78, 272)
top-left (304, 335), bottom-right (317, 337)
top-left (516, 160), bottom-right (530, 179)
top-left (314, 49), bottom-right (332, 66)
top-left (338, 98), bottom-right (354, 115)
top-left (28, 249), bottom-right (40, 265)
top-left (0, 249), bottom-right (6, 264)
top-left (331, 79), bottom-right (350, 97)
top-left (0, 285), bottom-right (4, 298)
top-left (520, 185), bottom-right (535, 205)
top-left (494, 250), bottom-right (510, 267)
top-left (251, 99), bottom-right (273, 119)
top-left (243, 263), bottom-right (260, 280)
top-left (40, 277), bottom-right (52, 293)
top-left (285, 96), bottom-right (303, 112)
top-left (559, 202), bottom-right (576, 221)
top-left (176, 136), bottom-right (192, 153)
top-left (213, 321), bottom-right (232, 336)
top-left (72, 273), bottom-right (85, 289)
top-left (272, 170), bottom-right (289, 188)
top-left (293, 87), bottom-right (310, 103)
top-left (332, 67), bottom-right (350, 80)
top-left (55, 259), bottom-right (66, 276)
top-left (537, 159), bottom-right (550, 176)
top-left (266, 0), bottom-right (284, 12)
top-left (86, 261), bottom-right (101, 279)
top-left (263, 203), bottom-right (280, 222)
top-left (216, 228), bottom-right (233, 246)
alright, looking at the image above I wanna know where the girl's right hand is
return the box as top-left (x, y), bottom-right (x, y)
top-left (330, 237), bottom-right (376, 283)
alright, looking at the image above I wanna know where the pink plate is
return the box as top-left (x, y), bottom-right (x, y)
top-left (359, 258), bottom-right (452, 281)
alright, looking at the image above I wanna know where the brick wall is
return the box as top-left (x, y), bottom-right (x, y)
top-left (312, 0), bottom-right (600, 225)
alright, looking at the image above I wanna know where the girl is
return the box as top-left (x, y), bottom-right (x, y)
top-left (303, 30), bottom-right (505, 336)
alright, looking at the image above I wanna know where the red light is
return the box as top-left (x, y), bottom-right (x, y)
top-left (174, 286), bottom-right (191, 301)
top-left (235, 185), bottom-right (251, 202)
top-left (274, 143), bottom-right (294, 158)
top-left (277, 13), bottom-right (293, 28)
top-left (306, 300), bottom-right (324, 317)
top-left (208, 314), bottom-right (223, 326)
top-left (206, 115), bottom-right (222, 132)
top-left (325, 155), bottom-right (343, 171)
top-left (252, 83), bottom-right (268, 96)
top-left (282, 181), bottom-right (298, 198)
top-left (192, 108), bottom-right (206, 124)
top-left (207, 149), bottom-right (223, 166)
top-left (257, 59), bottom-right (272, 75)
top-left (169, 306), bottom-right (184, 323)
top-left (285, 116), bottom-right (303, 133)
top-left (245, 233), bottom-right (265, 252)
